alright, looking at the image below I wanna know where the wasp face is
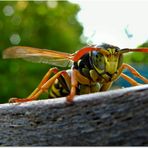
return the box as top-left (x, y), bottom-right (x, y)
top-left (91, 43), bottom-right (123, 80)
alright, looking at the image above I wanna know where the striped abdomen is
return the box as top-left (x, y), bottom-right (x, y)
top-left (48, 74), bottom-right (70, 98)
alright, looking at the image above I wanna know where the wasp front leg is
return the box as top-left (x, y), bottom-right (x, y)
top-left (118, 63), bottom-right (148, 86)
top-left (67, 69), bottom-right (78, 103)
top-left (120, 73), bottom-right (141, 86)
top-left (67, 69), bottom-right (90, 102)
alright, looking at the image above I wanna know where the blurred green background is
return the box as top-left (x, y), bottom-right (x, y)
top-left (0, 1), bottom-right (147, 103)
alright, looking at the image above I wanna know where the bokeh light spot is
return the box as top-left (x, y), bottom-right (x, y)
top-left (3, 5), bottom-right (14, 16)
top-left (10, 33), bottom-right (21, 45)
top-left (16, 1), bottom-right (28, 11)
top-left (47, 1), bottom-right (58, 8)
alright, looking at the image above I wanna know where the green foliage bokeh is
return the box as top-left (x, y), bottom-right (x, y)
top-left (0, 1), bottom-right (84, 103)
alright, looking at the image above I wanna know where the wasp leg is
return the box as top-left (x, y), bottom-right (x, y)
top-left (27, 70), bottom-right (70, 100)
top-left (61, 70), bottom-right (71, 90)
top-left (67, 69), bottom-right (90, 102)
top-left (120, 73), bottom-right (141, 86)
top-left (74, 69), bottom-right (90, 85)
top-left (119, 63), bottom-right (148, 84)
top-left (9, 67), bottom-right (58, 103)
top-left (27, 67), bottom-right (59, 98)
top-left (100, 82), bottom-right (113, 91)
top-left (9, 69), bottom-right (67, 103)
top-left (67, 69), bottom-right (77, 103)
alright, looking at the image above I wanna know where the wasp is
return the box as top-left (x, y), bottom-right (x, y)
top-left (3, 43), bottom-right (148, 103)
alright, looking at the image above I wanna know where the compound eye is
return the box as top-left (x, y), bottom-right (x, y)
top-left (92, 51), bottom-right (105, 70)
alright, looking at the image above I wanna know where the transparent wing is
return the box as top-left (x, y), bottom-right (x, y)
top-left (3, 46), bottom-right (74, 67)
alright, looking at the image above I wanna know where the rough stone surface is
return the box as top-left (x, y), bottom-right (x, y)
top-left (0, 85), bottom-right (148, 146)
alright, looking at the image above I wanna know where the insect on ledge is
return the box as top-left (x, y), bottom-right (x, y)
top-left (2, 43), bottom-right (148, 103)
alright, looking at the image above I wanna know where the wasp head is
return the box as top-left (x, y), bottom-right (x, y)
top-left (91, 43), bottom-right (123, 77)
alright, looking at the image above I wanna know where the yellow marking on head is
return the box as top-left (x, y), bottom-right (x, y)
top-left (99, 49), bottom-right (109, 55)
top-left (108, 48), bottom-right (116, 54)
top-left (104, 53), bottom-right (120, 74)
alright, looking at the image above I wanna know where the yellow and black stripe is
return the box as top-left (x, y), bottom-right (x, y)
top-left (48, 75), bottom-right (70, 98)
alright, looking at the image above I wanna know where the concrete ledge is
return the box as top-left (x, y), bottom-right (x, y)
top-left (0, 84), bottom-right (148, 146)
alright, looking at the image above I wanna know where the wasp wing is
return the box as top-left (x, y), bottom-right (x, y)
top-left (3, 46), bottom-right (74, 67)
